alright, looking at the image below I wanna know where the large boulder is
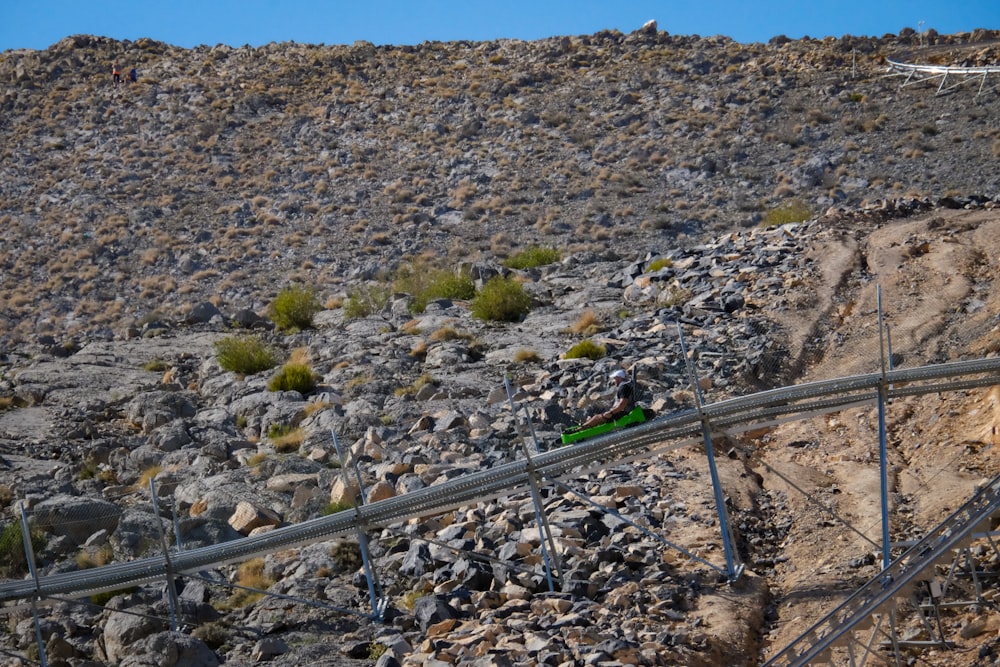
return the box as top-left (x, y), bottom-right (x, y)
top-left (31, 495), bottom-right (122, 545)
top-left (126, 391), bottom-right (198, 433)
top-left (227, 501), bottom-right (282, 535)
top-left (101, 605), bottom-right (169, 664)
top-left (117, 630), bottom-right (219, 667)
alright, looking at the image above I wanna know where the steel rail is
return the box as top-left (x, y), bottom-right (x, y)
top-left (886, 57), bottom-right (1000, 76)
top-left (763, 475), bottom-right (1000, 666)
top-left (885, 57), bottom-right (1000, 95)
top-left (1, 358), bottom-right (998, 607)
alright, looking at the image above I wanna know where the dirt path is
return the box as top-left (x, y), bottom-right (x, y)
top-left (751, 208), bottom-right (1000, 661)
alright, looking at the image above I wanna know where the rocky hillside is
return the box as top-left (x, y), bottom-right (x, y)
top-left (0, 25), bottom-right (999, 667)
top-left (1, 27), bottom-right (999, 343)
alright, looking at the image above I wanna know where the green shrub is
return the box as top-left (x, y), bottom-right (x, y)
top-left (322, 500), bottom-right (355, 516)
top-left (269, 285), bottom-right (322, 332)
top-left (395, 262), bottom-right (475, 313)
top-left (503, 246), bottom-right (561, 270)
top-left (762, 199), bottom-right (812, 227)
top-left (143, 358), bottom-right (170, 372)
top-left (471, 276), bottom-right (532, 322)
top-left (564, 340), bottom-right (607, 361)
top-left (646, 257), bottom-right (673, 272)
top-left (398, 589), bottom-right (425, 611)
top-left (214, 336), bottom-right (278, 375)
top-left (343, 284), bottom-right (390, 319)
top-left (268, 362), bottom-right (316, 394)
top-left (0, 522), bottom-right (46, 578)
top-left (368, 642), bottom-right (388, 660)
top-left (192, 621), bottom-right (231, 650)
top-left (91, 587), bottom-right (137, 606)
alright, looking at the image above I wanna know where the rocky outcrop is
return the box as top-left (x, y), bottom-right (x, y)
top-left (2, 202), bottom-right (998, 664)
top-left (0, 31), bottom-right (998, 344)
top-left (1, 24), bottom-right (999, 667)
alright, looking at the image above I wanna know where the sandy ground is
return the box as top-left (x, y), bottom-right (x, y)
top-left (751, 208), bottom-right (1000, 664)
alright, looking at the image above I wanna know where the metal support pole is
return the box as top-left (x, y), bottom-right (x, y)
top-left (504, 375), bottom-right (561, 591)
top-left (878, 285), bottom-right (887, 377)
top-left (20, 503), bottom-right (48, 667)
top-left (926, 580), bottom-right (948, 646)
top-left (860, 612), bottom-right (886, 665)
top-left (676, 322), bottom-right (742, 581)
top-left (964, 548), bottom-right (983, 600)
top-left (889, 605), bottom-right (903, 667)
top-left (331, 431), bottom-right (384, 620)
top-left (520, 445), bottom-right (560, 592)
top-left (877, 286), bottom-right (892, 570)
top-left (504, 374), bottom-right (542, 455)
top-left (149, 479), bottom-right (179, 631)
top-left (877, 380), bottom-right (891, 570)
top-left (171, 507), bottom-right (184, 553)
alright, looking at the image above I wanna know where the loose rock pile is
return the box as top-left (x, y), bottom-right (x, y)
top-left (5, 197), bottom-right (1000, 665)
top-left (1, 22), bottom-right (999, 665)
top-left (0, 212), bottom-right (870, 665)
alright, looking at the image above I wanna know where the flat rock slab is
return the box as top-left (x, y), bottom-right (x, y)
top-left (0, 407), bottom-right (58, 444)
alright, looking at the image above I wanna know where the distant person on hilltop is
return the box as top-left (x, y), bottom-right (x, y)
top-left (112, 63), bottom-right (121, 84)
top-left (128, 68), bottom-right (137, 83)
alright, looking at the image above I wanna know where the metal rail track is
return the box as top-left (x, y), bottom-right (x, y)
top-left (886, 56), bottom-right (1000, 95)
top-left (1, 357), bottom-right (998, 607)
top-left (763, 475), bottom-right (1000, 666)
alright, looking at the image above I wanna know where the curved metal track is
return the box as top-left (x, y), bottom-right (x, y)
top-left (1, 357), bottom-right (999, 607)
top-left (886, 56), bottom-right (1000, 95)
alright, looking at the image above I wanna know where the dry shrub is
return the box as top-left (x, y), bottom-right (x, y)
top-left (569, 310), bottom-right (603, 335)
top-left (410, 340), bottom-right (428, 360)
top-left (513, 348), bottom-right (541, 363)
top-left (288, 347), bottom-right (310, 365)
top-left (268, 424), bottom-right (305, 452)
top-left (303, 401), bottom-right (330, 417)
top-left (225, 558), bottom-right (274, 608)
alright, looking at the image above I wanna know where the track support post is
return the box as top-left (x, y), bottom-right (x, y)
top-left (332, 431), bottom-right (386, 620)
top-left (20, 503), bottom-right (48, 667)
top-left (676, 322), bottom-right (743, 581)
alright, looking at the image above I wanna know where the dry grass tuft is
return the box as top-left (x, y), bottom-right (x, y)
top-left (568, 310), bottom-right (603, 336)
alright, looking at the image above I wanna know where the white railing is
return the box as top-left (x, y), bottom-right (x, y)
top-left (886, 56), bottom-right (1000, 95)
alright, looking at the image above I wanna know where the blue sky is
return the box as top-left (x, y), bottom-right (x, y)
top-left (1, 0), bottom-right (998, 51)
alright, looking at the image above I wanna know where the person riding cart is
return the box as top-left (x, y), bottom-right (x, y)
top-left (561, 368), bottom-right (649, 444)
